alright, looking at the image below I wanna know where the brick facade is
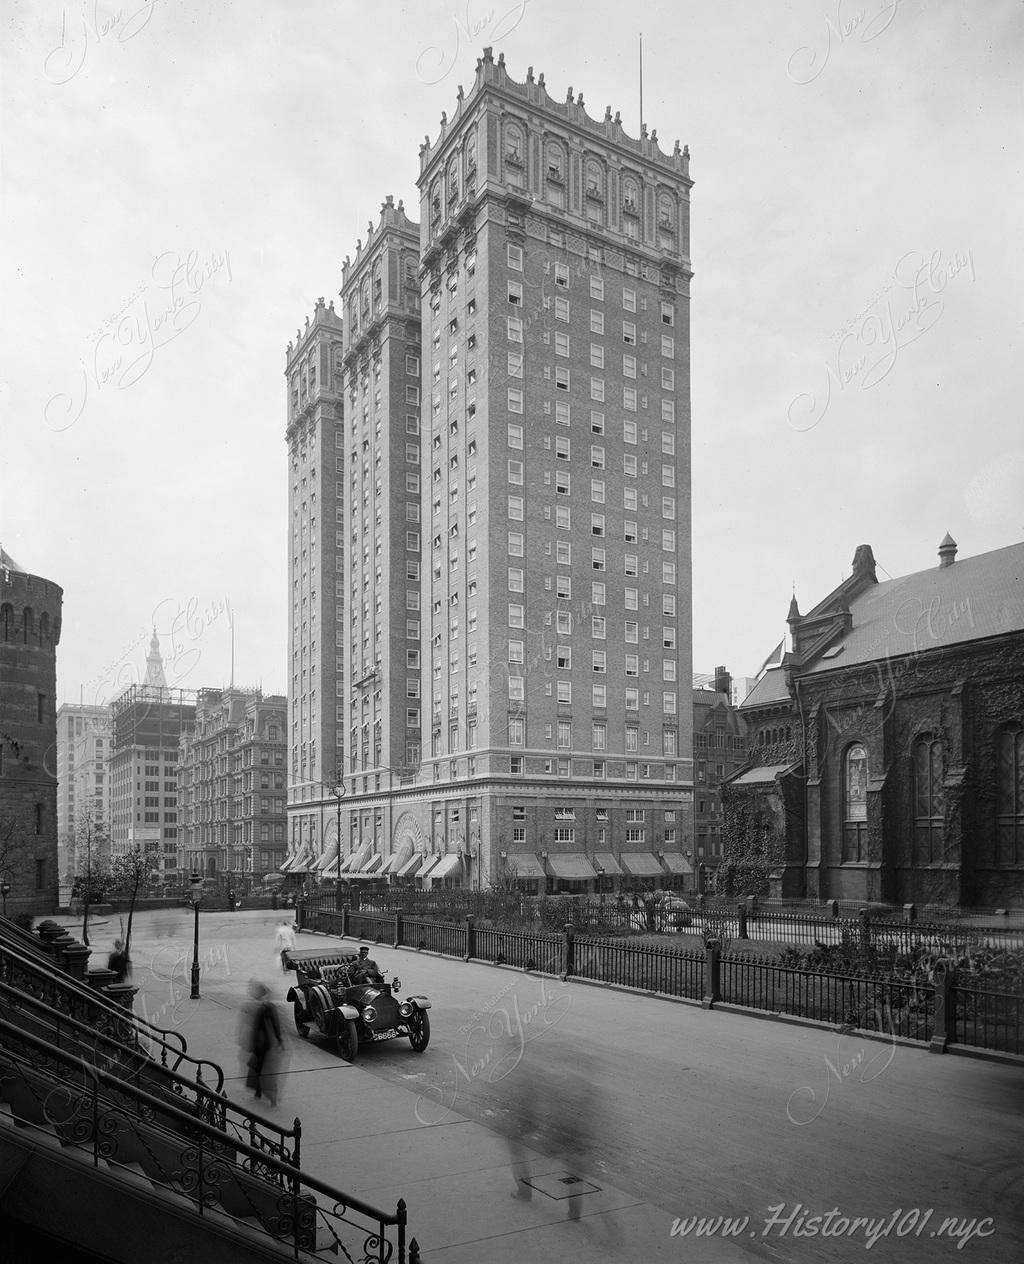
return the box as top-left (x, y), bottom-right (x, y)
top-left (0, 556), bottom-right (63, 918)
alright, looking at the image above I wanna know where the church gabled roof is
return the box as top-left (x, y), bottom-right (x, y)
top-left (801, 540), bottom-right (1024, 675)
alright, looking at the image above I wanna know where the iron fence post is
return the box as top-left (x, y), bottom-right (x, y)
top-left (858, 906), bottom-right (871, 953)
top-left (737, 903), bottom-right (748, 939)
top-left (340, 902), bottom-right (350, 938)
top-left (464, 914), bottom-right (475, 961)
top-left (930, 961), bottom-right (956, 1053)
top-left (394, 908), bottom-right (404, 948)
top-left (702, 938), bottom-right (721, 1009)
top-left (562, 923), bottom-right (575, 980)
top-left (829, 899), bottom-right (839, 918)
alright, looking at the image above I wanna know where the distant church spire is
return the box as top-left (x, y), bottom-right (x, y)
top-left (144, 629), bottom-right (168, 689)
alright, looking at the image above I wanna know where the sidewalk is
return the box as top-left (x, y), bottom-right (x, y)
top-left (96, 908), bottom-right (748, 1263)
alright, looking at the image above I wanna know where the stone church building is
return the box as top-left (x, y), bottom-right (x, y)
top-left (724, 536), bottom-right (1024, 908)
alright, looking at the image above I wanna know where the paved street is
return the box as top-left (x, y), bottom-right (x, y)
top-left (77, 907), bottom-right (1024, 1263)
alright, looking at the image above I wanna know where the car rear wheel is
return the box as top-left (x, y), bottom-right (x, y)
top-left (293, 1000), bottom-right (309, 1037)
top-left (336, 1019), bottom-right (358, 1063)
top-left (408, 1008), bottom-right (430, 1053)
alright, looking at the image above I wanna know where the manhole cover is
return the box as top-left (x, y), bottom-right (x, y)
top-left (523, 1171), bottom-right (602, 1201)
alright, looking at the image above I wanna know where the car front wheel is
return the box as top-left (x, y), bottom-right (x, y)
top-left (408, 1008), bottom-right (430, 1053)
top-left (293, 1000), bottom-right (309, 1037)
top-left (336, 1019), bottom-right (358, 1063)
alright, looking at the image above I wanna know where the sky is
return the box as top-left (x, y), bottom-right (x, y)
top-left (2, 0), bottom-right (1021, 709)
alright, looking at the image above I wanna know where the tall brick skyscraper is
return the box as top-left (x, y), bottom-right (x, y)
top-left (287, 51), bottom-right (694, 891)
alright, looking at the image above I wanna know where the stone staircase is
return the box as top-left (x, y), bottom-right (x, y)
top-left (0, 917), bottom-right (418, 1263)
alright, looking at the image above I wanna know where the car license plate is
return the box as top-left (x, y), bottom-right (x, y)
top-left (371, 1028), bottom-right (398, 1041)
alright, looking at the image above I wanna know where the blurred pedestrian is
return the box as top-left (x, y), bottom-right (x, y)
top-left (107, 939), bottom-right (130, 983)
top-left (273, 919), bottom-right (296, 971)
top-left (505, 1054), bottom-right (603, 1225)
top-left (241, 979), bottom-right (284, 1104)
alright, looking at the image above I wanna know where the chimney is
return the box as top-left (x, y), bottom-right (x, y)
top-left (938, 532), bottom-right (957, 568)
top-left (714, 666), bottom-right (732, 697)
top-left (851, 545), bottom-right (877, 582)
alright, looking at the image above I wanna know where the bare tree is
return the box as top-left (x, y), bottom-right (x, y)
top-left (108, 846), bottom-right (152, 964)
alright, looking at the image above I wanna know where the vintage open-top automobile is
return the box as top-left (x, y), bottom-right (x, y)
top-left (283, 947), bottom-right (431, 1061)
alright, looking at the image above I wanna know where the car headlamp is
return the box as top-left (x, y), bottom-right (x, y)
top-left (399, 1002), bottom-right (414, 1018)
top-left (362, 1005), bottom-right (377, 1024)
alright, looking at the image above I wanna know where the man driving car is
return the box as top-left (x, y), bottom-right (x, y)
top-left (350, 944), bottom-right (382, 983)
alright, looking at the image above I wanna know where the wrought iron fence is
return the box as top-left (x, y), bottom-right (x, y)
top-left (403, 917), bottom-right (468, 958)
top-left (297, 894), bottom-right (1019, 1059)
top-left (952, 985), bottom-right (1024, 1055)
top-left (719, 957), bottom-right (934, 1042)
top-left (473, 926), bottom-right (562, 972)
top-left (574, 936), bottom-right (705, 1000)
top-left (0, 1016), bottom-right (414, 1262)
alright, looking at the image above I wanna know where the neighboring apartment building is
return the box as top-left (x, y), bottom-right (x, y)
top-left (0, 548), bottom-right (62, 918)
top-left (286, 50), bottom-right (695, 891)
top-left (55, 703), bottom-right (111, 901)
top-left (692, 666), bottom-right (748, 891)
top-left (109, 633), bottom-right (195, 887)
top-left (284, 298), bottom-right (346, 873)
top-left (179, 688), bottom-right (288, 887)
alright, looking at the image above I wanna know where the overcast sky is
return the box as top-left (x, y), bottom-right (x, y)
top-left (2, 0), bottom-right (1021, 708)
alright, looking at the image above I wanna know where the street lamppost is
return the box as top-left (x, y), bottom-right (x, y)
top-left (188, 870), bottom-right (202, 999)
top-left (595, 864), bottom-right (605, 909)
top-left (0, 881), bottom-right (10, 917)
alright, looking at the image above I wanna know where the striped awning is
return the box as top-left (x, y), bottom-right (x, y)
top-left (592, 851), bottom-right (623, 877)
top-left (396, 854), bottom-right (424, 878)
top-left (546, 853), bottom-right (598, 880)
top-left (660, 852), bottom-right (693, 875)
top-left (315, 845), bottom-right (339, 872)
top-left (620, 852), bottom-right (665, 877)
top-left (417, 855), bottom-right (441, 880)
top-left (339, 843), bottom-right (371, 875)
top-left (506, 853), bottom-right (545, 879)
top-left (430, 853), bottom-right (463, 881)
top-left (380, 842), bottom-right (413, 876)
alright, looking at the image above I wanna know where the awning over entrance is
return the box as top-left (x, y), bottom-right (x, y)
top-left (619, 852), bottom-right (665, 877)
top-left (339, 843), bottom-right (371, 875)
top-left (283, 845), bottom-right (314, 874)
top-left (545, 853), bottom-right (598, 880)
top-left (315, 845), bottom-right (339, 872)
top-left (348, 854), bottom-right (383, 880)
top-left (417, 855), bottom-right (441, 880)
top-left (507, 853), bottom-right (545, 879)
top-left (396, 854), bottom-right (424, 878)
top-left (430, 853), bottom-right (463, 881)
top-left (592, 851), bottom-right (623, 877)
top-left (380, 842), bottom-right (413, 876)
top-left (660, 852), bottom-right (693, 875)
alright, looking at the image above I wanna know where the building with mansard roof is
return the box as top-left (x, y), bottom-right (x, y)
top-left (724, 536), bottom-right (1024, 907)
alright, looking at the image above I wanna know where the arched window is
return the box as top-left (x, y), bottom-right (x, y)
top-left (446, 156), bottom-right (459, 206)
top-left (504, 124), bottom-right (524, 187)
top-left (996, 726), bottom-right (1024, 865)
top-left (658, 192), bottom-right (677, 247)
top-left (39, 611), bottom-right (49, 644)
top-left (913, 735), bottom-right (945, 864)
top-left (843, 743), bottom-right (868, 862)
top-left (0, 603), bottom-right (12, 641)
top-left (545, 141), bottom-right (567, 208)
top-left (22, 606), bottom-right (33, 644)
